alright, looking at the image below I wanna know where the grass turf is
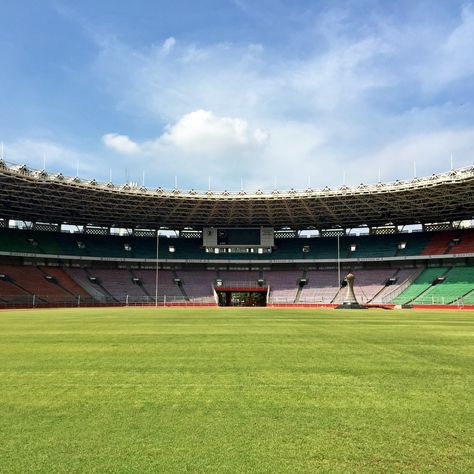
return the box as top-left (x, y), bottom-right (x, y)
top-left (0, 307), bottom-right (473, 473)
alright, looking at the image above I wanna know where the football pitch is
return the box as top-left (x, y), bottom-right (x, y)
top-left (0, 307), bottom-right (473, 473)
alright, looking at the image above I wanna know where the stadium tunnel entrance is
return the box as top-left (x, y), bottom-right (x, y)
top-left (216, 287), bottom-right (267, 306)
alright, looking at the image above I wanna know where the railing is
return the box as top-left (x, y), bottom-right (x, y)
top-left (1, 293), bottom-right (470, 308)
top-left (216, 280), bottom-right (264, 288)
top-left (272, 295), bottom-right (333, 304)
top-left (3, 158), bottom-right (474, 197)
top-left (1, 293), bottom-right (336, 307)
top-left (393, 295), bottom-right (472, 306)
top-left (409, 295), bottom-right (459, 305)
top-left (380, 279), bottom-right (415, 304)
top-left (0, 294), bottom-right (215, 308)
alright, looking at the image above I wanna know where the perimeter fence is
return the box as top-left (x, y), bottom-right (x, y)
top-left (0, 294), bottom-right (215, 309)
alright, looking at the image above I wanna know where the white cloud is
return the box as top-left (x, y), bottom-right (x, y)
top-left (438, 4), bottom-right (474, 84)
top-left (87, 5), bottom-right (474, 190)
top-left (102, 133), bottom-right (140, 155)
top-left (162, 36), bottom-right (176, 54)
top-left (102, 110), bottom-right (268, 161)
top-left (159, 109), bottom-right (268, 154)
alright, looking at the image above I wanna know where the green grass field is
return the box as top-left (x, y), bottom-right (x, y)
top-left (0, 307), bottom-right (473, 473)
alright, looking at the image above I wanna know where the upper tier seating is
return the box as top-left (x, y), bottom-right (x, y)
top-left (344, 234), bottom-right (429, 259)
top-left (421, 231), bottom-right (458, 255)
top-left (447, 229), bottom-right (474, 255)
top-left (1, 228), bottom-right (473, 261)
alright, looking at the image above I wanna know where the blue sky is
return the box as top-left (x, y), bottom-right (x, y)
top-left (1, 0), bottom-right (474, 190)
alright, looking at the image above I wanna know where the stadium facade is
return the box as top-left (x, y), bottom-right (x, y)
top-left (0, 160), bottom-right (473, 308)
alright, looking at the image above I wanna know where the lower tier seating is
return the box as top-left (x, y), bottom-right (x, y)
top-left (299, 270), bottom-right (341, 303)
top-left (372, 268), bottom-right (423, 304)
top-left (177, 270), bottom-right (215, 302)
top-left (265, 270), bottom-right (303, 303)
top-left (0, 264), bottom-right (73, 298)
top-left (333, 268), bottom-right (398, 304)
top-left (391, 267), bottom-right (451, 304)
top-left (0, 264), bottom-right (472, 306)
top-left (411, 266), bottom-right (474, 304)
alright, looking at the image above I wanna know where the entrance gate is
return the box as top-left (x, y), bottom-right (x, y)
top-left (216, 287), bottom-right (268, 306)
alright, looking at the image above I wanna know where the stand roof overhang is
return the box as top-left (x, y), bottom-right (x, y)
top-left (1, 161), bottom-right (473, 230)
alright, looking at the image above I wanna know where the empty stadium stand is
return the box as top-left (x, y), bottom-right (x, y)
top-left (0, 264), bottom-right (69, 298)
top-left (219, 270), bottom-right (260, 286)
top-left (391, 267), bottom-right (451, 304)
top-left (411, 266), bottom-right (474, 304)
top-left (178, 270), bottom-right (215, 302)
top-left (333, 268), bottom-right (398, 304)
top-left (0, 264), bottom-right (96, 306)
top-left (372, 267), bottom-right (423, 304)
top-left (447, 229), bottom-right (474, 255)
top-left (265, 270), bottom-right (303, 303)
top-left (421, 231), bottom-right (459, 255)
top-left (299, 270), bottom-right (341, 304)
top-left (133, 269), bottom-right (186, 302)
top-left (462, 290), bottom-right (474, 304)
top-left (0, 225), bottom-right (473, 307)
top-left (40, 267), bottom-right (90, 298)
top-left (1, 228), bottom-right (474, 261)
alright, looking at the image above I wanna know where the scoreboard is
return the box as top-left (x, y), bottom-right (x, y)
top-left (217, 228), bottom-right (260, 245)
top-left (203, 227), bottom-right (274, 248)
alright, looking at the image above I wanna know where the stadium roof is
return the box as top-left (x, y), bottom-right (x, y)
top-left (1, 160), bottom-right (473, 230)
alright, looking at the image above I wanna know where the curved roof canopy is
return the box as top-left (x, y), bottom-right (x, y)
top-left (1, 160), bottom-right (473, 229)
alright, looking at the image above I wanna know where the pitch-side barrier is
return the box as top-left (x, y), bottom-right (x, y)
top-left (1, 295), bottom-right (473, 310)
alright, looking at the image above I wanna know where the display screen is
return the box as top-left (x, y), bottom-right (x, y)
top-left (217, 228), bottom-right (261, 245)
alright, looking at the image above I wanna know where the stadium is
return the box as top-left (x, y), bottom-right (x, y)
top-left (1, 158), bottom-right (473, 472)
top-left (0, 159), bottom-right (473, 309)
top-left (2, 2), bottom-right (474, 472)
